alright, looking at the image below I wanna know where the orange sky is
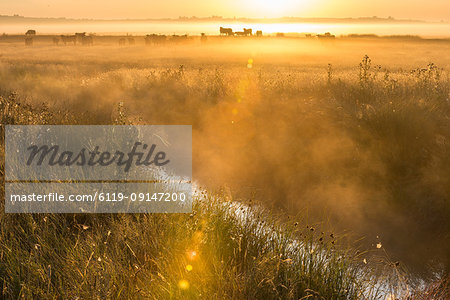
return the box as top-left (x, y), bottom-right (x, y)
top-left (1, 0), bottom-right (449, 21)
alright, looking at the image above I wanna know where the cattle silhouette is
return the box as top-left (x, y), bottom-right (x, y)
top-left (75, 32), bottom-right (86, 44)
top-left (52, 37), bottom-right (60, 45)
top-left (220, 27), bottom-right (233, 36)
top-left (60, 35), bottom-right (76, 45)
top-left (25, 29), bottom-right (36, 45)
top-left (118, 38), bottom-right (126, 46)
top-left (201, 33), bottom-right (207, 43)
top-left (256, 30), bottom-right (263, 37)
top-left (235, 29), bottom-right (252, 36)
top-left (317, 32), bottom-right (335, 39)
top-left (145, 34), bottom-right (167, 45)
top-left (170, 34), bottom-right (188, 43)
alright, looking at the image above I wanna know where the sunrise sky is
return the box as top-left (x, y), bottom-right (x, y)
top-left (0, 0), bottom-right (449, 21)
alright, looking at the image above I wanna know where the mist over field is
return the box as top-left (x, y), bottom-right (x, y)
top-left (1, 35), bottom-right (449, 298)
top-left (1, 19), bottom-right (450, 37)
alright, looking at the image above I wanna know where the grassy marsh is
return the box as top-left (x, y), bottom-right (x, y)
top-left (1, 37), bottom-right (449, 298)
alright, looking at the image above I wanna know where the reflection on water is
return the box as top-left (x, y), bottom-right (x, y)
top-left (1, 21), bottom-right (450, 37)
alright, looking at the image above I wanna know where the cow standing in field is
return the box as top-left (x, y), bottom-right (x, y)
top-left (220, 27), bottom-right (233, 36)
top-left (170, 34), bottom-right (188, 44)
top-left (236, 28), bottom-right (252, 36)
top-left (201, 33), bottom-right (207, 43)
top-left (75, 32), bottom-right (86, 45)
top-left (145, 34), bottom-right (167, 45)
top-left (318, 32), bottom-right (335, 39)
top-left (25, 29), bottom-right (36, 46)
top-left (118, 38), bottom-right (126, 45)
top-left (256, 30), bottom-right (263, 37)
top-left (60, 35), bottom-right (76, 45)
top-left (53, 37), bottom-right (60, 45)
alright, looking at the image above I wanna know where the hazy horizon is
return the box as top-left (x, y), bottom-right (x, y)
top-left (0, 14), bottom-right (445, 23)
top-left (1, 0), bottom-right (449, 22)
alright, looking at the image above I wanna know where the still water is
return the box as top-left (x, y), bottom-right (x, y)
top-left (1, 21), bottom-right (450, 37)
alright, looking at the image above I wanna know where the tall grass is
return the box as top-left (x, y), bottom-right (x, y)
top-left (0, 92), bottom-right (399, 299)
top-left (1, 40), bottom-right (449, 298)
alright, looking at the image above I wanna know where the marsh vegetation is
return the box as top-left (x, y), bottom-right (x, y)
top-left (1, 36), bottom-right (449, 298)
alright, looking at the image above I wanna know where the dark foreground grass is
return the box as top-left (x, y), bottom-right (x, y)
top-left (0, 193), bottom-right (385, 299)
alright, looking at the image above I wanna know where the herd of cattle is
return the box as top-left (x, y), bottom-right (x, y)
top-left (25, 30), bottom-right (94, 46)
top-left (21, 28), bottom-right (334, 46)
top-left (59, 33), bottom-right (93, 45)
top-left (23, 27), bottom-right (265, 46)
top-left (219, 27), bottom-right (262, 37)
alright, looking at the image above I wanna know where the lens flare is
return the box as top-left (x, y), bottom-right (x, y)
top-left (178, 279), bottom-right (190, 290)
top-left (188, 250), bottom-right (197, 260)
